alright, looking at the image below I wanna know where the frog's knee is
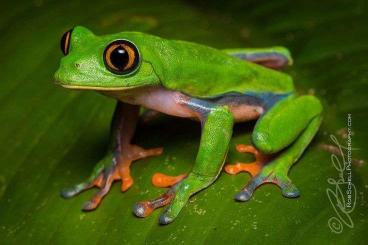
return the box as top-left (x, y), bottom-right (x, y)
top-left (300, 95), bottom-right (323, 115)
top-left (207, 106), bottom-right (233, 123)
top-left (211, 105), bottom-right (232, 116)
top-left (252, 131), bottom-right (276, 154)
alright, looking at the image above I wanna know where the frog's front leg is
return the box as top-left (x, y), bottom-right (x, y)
top-left (226, 95), bottom-right (323, 201)
top-left (134, 101), bottom-right (234, 225)
top-left (61, 102), bottom-right (163, 210)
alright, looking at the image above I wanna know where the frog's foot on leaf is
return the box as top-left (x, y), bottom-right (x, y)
top-left (225, 144), bottom-right (299, 201)
top-left (224, 144), bottom-right (269, 177)
top-left (60, 145), bottom-right (163, 211)
top-left (133, 174), bottom-right (186, 218)
top-left (134, 174), bottom-right (213, 225)
top-left (151, 172), bottom-right (187, 188)
top-left (234, 164), bottom-right (300, 202)
top-left (133, 189), bottom-right (176, 218)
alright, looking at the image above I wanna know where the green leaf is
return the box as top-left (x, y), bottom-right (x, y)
top-left (0, 0), bottom-right (367, 244)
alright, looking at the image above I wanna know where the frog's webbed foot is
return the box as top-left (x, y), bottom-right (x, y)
top-left (131, 172), bottom-right (186, 218)
top-left (60, 144), bottom-right (163, 211)
top-left (225, 144), bottom-right (300, 202)
top-left (133, 189), bottom-right (176, 218)
top-left (234, 166), bottom-right (300, 202)
top-left (130, 172), bottom-right (187, 219)
top-left (133, 173), bottom-right (213, 225)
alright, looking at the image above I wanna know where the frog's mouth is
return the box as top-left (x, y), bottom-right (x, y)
top-left (53, 67), bottom-right (137, 91)
top-left (54, 80), bottom-right (139, 91)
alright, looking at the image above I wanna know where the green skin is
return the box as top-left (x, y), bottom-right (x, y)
top-left (55, 26), bottom-right (323, 225)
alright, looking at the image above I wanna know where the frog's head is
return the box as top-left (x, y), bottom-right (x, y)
top-left (54, 26), bottom-right (161, 90)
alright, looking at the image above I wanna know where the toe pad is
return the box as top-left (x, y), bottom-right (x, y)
top-left (159, 214), bottom-right (173, 225)
top-left (234, 190), bottom-right (252, 202)
top-left (133, 203), bottom-right (152, 218)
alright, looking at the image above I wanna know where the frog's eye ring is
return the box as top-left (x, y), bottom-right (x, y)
top-left (103, 40), bottom-right (140, 75)
top-left (60, 29), bottom-right (73, 55)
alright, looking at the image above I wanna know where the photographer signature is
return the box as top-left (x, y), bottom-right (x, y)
top-left (326, 133), bottom-right (356, 234)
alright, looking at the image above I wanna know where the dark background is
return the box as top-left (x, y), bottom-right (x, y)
top-left (0, 0), bottom-right (367, 244)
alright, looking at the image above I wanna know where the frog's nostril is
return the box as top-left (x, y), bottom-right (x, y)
top-left (75, 63), bottom-right (80, 68)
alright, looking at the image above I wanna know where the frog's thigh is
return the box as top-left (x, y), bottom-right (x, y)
top-left (252, 95), bottom-right (323, 154)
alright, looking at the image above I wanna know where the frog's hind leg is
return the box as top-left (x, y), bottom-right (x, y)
top-left (224, 47), bottom-right (293, 69)
top-left (233, 95), bottom-right (323, 201)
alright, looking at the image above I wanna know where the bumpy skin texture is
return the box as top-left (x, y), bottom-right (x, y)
top-left (55, 26), bottom-right (322, 225)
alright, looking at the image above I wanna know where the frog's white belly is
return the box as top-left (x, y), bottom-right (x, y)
top-left (103, 87), bottom-right (263, 122)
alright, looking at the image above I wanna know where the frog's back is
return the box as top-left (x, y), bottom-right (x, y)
top-left (150, 38), bottom-right (294, 98)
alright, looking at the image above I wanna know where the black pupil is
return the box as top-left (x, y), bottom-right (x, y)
top-left (60, 29), bottom-right (72, 55)
top-left (111, 46), bottom-right (129, 70)
top-left (104, 40), bottom-right (140, 75)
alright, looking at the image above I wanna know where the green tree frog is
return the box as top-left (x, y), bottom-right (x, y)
top-left (55, 26), bottom-right (323, 225)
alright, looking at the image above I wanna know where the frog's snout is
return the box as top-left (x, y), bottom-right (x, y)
top-left (54, 69), bottom-right (63, 85)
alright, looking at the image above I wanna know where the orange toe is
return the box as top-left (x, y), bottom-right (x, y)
top-left (121, 176), bottom-right (134, 192)
top-left (236, 144), bottom-right (258, 154)
top-left (134, 201), bottom-right (154, 217)
top-left (226, 144), bottom-right (269, 177)
top-left (225, 162), bottom-right (262, 176)
top-left (151, 173), bottom-right (187, 188)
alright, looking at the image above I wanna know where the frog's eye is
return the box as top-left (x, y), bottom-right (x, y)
top-left (103, 40), bottom-right (140, 75)
top-left (60, 29), bottom-right (73, 55)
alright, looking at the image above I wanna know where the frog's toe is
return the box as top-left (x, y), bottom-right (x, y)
top-left (60, 183), bottom-right (89, 199)
top-left (158, 188), bottom-right (191, 225)
top-left (133, 190), bottom-right (175, 218)
top-left (280, 181), bottom-right (300, 198)
top-left (151, 172), bottom-right (187, 188)
top-left (234, 189), bottom-right (253, 202)
top-left (81, 168), bottom-right (114, 211)
top-left (234, 174), bottom-right (266, 202)
top-left (82, 200), bottom-right (98, 211)
top-left (159, 213), bottom-right (174, 225)
top-left (60, 174), bottom-right (102, 199)
top-left (132, 203), bottom-right (147, 217)
top-left (225, 144), bottom-right (269, 177)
